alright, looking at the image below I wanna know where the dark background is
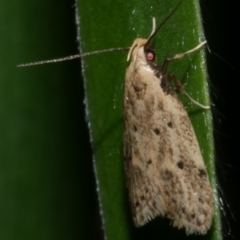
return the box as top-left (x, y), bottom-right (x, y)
top-left (201, 0), bottom-right (239, 239)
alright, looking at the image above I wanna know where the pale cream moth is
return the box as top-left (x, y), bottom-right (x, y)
top-left (123, 6), bottom-right (213, 236)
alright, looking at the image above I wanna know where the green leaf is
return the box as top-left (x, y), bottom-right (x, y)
top-left (77, 0), bottom-right (221, 239)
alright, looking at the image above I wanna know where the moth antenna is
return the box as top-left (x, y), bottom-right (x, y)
top-left (147, 0), bottom-right (184, 44)
top-left (149, 17), bottom-right (156, 38)
top-left (17, 54), bottom-right (81, 67)
top-left (17, 47), bottom-right (129, 67)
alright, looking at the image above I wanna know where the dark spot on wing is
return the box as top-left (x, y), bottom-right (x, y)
top-left (167, 121), bottom-right (173, 128)
top-left (177, 161), bottom-right (184, 169)
top-left (147, 159), bottom-right (152, 165)
top-left (133, 125), bottom-right (137, 132)
top-left (199, 169), bottom-right (207, 178)
top-left (165, 190), bottom-right (170, 197)
top-left (153, 128), bottom-right (160, 135)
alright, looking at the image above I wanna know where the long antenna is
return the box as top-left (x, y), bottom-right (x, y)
top-left (147, 0), bottom-right (184, 44)
top-left (17, 47), bottom-right (129, 67)
top-left (17, 0), bottom-right (184, 67)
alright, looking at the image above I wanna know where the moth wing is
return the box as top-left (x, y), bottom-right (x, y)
top-left (124, 59), bottom-right (213, 235)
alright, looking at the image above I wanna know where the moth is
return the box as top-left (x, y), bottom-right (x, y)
top-left (18, 0), bottom-right (214, 235)
top-left (123, 6), bottom-right (213, 237)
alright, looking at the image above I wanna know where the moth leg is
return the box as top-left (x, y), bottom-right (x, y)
top-left (166, 73), bottom-right (210, 109)
top-left (161, 41), bottom-right (206, 74)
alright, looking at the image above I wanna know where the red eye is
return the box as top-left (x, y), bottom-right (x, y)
top-left (146, 50), bottom-right (155, 61)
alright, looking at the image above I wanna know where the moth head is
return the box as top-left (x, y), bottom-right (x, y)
top-left (126, 17), bottom-right (156, 62)
top-left (127, 0), bottom-right (183, 63)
